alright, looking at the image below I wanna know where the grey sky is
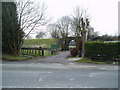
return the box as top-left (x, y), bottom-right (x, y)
top-left (29, 0), bottom-right (119, 38)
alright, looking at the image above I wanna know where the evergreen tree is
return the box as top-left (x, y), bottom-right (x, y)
top-left (2, 2), bottom-right (24, 55)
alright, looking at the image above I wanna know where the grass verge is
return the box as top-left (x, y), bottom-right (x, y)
top-left (2, 51), bottom-right (61, 61)
top-left (2, 54), bottom-right (27, 61)
top-left (74, 58), bottom-right (114, 64)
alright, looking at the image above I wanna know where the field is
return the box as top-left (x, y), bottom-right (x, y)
top-left (21, 38), bottom-right (59, 57)
top-left (22, 38), bottom-right (58, 48)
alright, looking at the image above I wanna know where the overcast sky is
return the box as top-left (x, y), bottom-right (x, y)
top-left (30, 0), bottom-right (119, 38)
top-left (45, 0), bottom-right (118, 34)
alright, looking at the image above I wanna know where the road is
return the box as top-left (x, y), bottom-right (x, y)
top-left (1, 51), bottom-right (119, 88)
top-left (2, 62), bottom-right (118, 88)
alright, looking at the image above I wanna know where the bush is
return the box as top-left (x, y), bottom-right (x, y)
top-left (85, 41), bottom-right (120, 60)
top-left (70, 48), bottom-right (79, 57)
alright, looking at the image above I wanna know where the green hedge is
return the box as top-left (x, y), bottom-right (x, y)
top-left (85, 41), bottom-right (120, 59)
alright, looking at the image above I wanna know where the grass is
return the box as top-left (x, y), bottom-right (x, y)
top-left (2, 50), bottom-right (52, 61)
top-left (69, 46), bottom-right (76, 48)
top-left (67, 56), bottom-right (80, 59)
top-left (74, 58), bottom-right (113, 64)
top-left (22, 38), bottom-right (58, 48)
top-left (3, 49), bottom-right (60, 61)
top-left (2, 39), bottom-right (60, 61)
top-left (2, 54), bottom-right (27, 61)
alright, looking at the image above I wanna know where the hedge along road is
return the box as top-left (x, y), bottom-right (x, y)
top-left (2, 51), bottom-right (119, 88)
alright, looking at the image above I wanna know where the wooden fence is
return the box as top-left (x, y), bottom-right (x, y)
top-left (21, 47), bottom-right (53, 56)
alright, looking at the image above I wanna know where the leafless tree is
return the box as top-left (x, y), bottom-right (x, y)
top-left (81, 18), bottom-right (90, 58)
top-left (71, 7), bottom-right (90, 58)
top-left (71, 7), bottom-right (89, 38)
top-left (36, 32), bottom-right (45, 39)
top-left (26, 34), bottom-right (32, 39)
top-left (47, 24), bottom-right (60, 38)
top-left (16, 0), bottom-right (49, 39)
top-left (56, 16), bottom-right (71, 38)
top-left (48, 16), bottom-right (71, 39)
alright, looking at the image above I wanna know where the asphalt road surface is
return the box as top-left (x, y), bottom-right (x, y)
top-left (1, 51), bottom-right (119, 88)
top-left (2, 63), bottom-right (118, 88)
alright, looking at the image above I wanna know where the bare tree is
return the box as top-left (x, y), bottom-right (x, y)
top-left (71, 7), bottom-right (90, 58)
top-left (48, 16), bottom-right (71, 39)
top-left (26, 35), bottom-right (32, 39)
top-left (56, 16), bottom-right (71, 38)
top-left (36, 32), bottom-right (45, 39)
top-left (81, 18), bottom-right (90, 58)
top-left (16, 0), bottom-right (49, 39)
top-left (71, 7), bottom-right (89, 38)
top-left (48, 24), bottom-right (60, 38)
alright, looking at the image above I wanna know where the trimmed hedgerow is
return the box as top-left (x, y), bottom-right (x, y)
top-left (85, 41), bottom-right (120, 59)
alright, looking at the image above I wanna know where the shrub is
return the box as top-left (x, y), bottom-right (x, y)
top-left (85, 41), bottom-right (120, 60)
top-left (70, 48), bottom-right (79, 57)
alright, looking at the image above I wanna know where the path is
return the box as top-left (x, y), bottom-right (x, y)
top-left (35, 51), bottom-right (70, 64)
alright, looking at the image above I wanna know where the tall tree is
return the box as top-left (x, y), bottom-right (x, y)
top-left (71, 7), bottom-right (88, 37)
top-left (2, 2), bottom-right (24, 55)
top-left (48, 24), bottom-right (60, 38)
top-left (81, 18), bottom-right (90, 58)
top-left (56, 16), bottom-right (72, 50)
top-left (57, 16), bottom-right (71, 38)
top-left (48, 16), bottom-right (71, 39)
top-left (2, 1), bottom-right (48, 55)
top-left (16, 0), bottom-right (49, 39)
top-left (71, 7), bottom-right (90, 58)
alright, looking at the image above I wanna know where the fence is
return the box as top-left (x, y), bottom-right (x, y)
top-left (21, 47), bottom-right (52, 56)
